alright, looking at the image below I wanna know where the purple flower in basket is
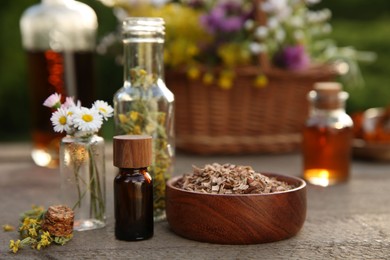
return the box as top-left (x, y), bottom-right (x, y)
top-left (200, 1), bottom-right (251, 34)
top-left (273, 44), bottom-right (310, 70)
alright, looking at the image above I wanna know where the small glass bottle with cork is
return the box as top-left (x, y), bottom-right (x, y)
top-left (113, 135), bottom-right (154, 241)
top-left (302, 82), bottom-right (354, 187)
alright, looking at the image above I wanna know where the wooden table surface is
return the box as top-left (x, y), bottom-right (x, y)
top-left (0, 143), bottom-right (389, 259)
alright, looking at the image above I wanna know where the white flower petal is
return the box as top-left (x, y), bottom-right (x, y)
top-left (93, 100), bottom-right (114, 120)
top-left (50, 108), bottom-right (71, 133)
top-left (72, 107), bottom-right (103, 133)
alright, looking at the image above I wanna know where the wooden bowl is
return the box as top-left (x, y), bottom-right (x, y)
top-left (166, 173), bottom-right (307, 244)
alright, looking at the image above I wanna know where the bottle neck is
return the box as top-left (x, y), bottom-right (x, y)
top-left (119, 167), bottom-right (148, 174)
top-left (118, 167), bottom-right (151, 182)
top-left (310, 106), bottom-right (346, 117)
top-left (122, 18), bottom-right (165, 87)
top-left (123, 38), bottom-right (164, 86)
top-left (308, 89), bottom-right (348, 113)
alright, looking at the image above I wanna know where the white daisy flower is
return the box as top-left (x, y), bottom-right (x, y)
top-left (72, 107), bottom-right (103, 133)
top-left (65, 106), bottom-right (81, 133)
top-left (50, 107), bottom-right (70, 133)
top-left (43, 93), bottom-right (62, 108)
top-left (93, 100), bottom-right (114, 120)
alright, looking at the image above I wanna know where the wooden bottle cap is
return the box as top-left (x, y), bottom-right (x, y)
top-left (312, 82), bottom-right (346, 109)
top-left (113, 135), bottom-right (152, 168)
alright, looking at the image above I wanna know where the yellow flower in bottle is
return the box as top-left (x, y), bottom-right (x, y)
top-left (157, 113), bottom-right (166, 125)
top-left (118, 114), bottom-right (129, 124)
top-left (129, 111), bottom-right (139, 121)
top-left (133, 125), bottom-right (142, 135)
top-left (145, 123), bottom-right (157, 134)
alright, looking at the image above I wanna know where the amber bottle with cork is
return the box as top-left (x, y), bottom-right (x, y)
top-left (302, 82), bottom-right (353, 187)
top-left (113, 135), bottom-right (154, 241)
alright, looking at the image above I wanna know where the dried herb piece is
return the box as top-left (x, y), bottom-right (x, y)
top-left (176, 163), bottom-right (294, 194)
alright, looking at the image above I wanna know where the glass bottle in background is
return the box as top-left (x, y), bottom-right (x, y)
top-left (114, 17), bottom-right (175, 221)
top-left (20, 0), bottom-right (98, 168)
top-left (113, 135), bottom-right (154, 241)
top-left (302, 82), bottom-right (353, 187)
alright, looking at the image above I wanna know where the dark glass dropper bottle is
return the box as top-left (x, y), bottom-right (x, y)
top-left (113, 135), bottom-right (154, 241)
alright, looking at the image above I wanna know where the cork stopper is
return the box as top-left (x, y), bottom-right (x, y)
top-left (41, 205), bottom-right (74, 237)
top-left (310, 82), bottom-right (347, 109)
top-left (113, 135), bottom-right (152, 168)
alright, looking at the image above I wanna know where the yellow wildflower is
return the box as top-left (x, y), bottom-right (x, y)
top-left (186, 44), bottom-right (199, 57)
top-left (218, 77), bottom-right (233, 90)
top-left (3, 224), bottom-right (15, 232)
top-left (218, 70), bottom-right (235, 90)
top-left (254, 74), bottom-right (268, 88)
top-left (36, 231), bottom-right (52, 250)
top-left (129, 111), bottom-right (139, 121)
top-left (19, 218), bottom-right (31, 231)
top-left (187, 66), bottom-right (200, 80)
top-left (202, 73), bottom-right (214, 85)
top-left (9, 239), bottom-right (21, 254)
top-left (218, 43), bottom-right (251, 68)
top-left (28, 228), bottom-right (38, 237)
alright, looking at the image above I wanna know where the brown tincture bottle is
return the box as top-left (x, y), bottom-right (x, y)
top-left (113, 135), bottom-right (154, 241)
top-left (302, 82), bottom-right (353, 187)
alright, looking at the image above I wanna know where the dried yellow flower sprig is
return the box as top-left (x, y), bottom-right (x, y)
top-left (8, 205), bottom-right (73, 254)
top-left (3, 224), bottom-right (15, 232)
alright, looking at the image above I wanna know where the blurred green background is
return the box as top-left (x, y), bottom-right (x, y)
top-left (0, 0), bottom-right (389, 142)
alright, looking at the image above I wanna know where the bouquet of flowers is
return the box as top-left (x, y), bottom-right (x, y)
top-left (43, 93), bottom-right (113, 138)
top-left (97, 0), bottom-right (374, 88)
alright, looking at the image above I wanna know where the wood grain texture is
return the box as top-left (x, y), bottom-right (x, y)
top-left (166, 173), bottom-right (306, 244)
top-left (113, 135), bottom-right (152, 168)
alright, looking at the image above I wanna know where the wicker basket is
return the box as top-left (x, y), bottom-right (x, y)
top-left (165, 0), bottom-right (337, 154)
top-left (166, 65), bottom-right (337, 154)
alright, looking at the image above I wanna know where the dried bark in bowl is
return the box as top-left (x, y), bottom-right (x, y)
top-left (166, 173), bottom-right (306, 245)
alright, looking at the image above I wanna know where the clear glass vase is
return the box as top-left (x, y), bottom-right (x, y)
top-left (60, 134), bottom-right (106, 231)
